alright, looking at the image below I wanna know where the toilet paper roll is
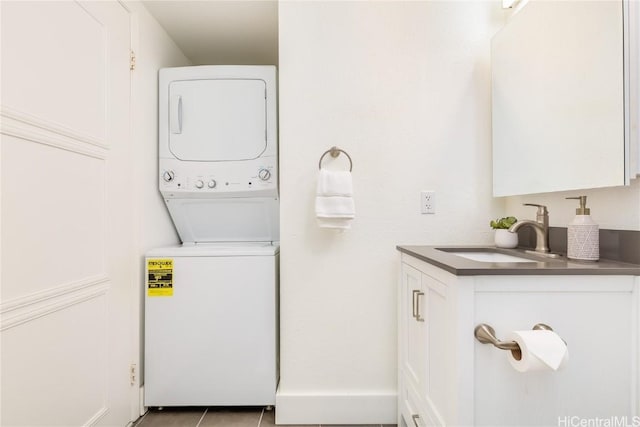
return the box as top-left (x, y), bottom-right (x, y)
top-left (506, 330), bottom-right (568, 373)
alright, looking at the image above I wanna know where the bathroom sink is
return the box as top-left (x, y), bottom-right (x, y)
top-left (436, 248), bottom-right (536, 263)
top-left (448, 252), bottom-right (534, 263)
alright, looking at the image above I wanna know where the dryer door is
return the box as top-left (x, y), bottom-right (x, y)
top-left (168, 79), bottom-right (267, 161)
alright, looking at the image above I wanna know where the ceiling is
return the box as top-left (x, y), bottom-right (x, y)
top-left (142, 0), bottom-right (278, 65)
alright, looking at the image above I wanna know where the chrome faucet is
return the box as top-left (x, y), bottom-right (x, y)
top-left (509, 203), bottom-right (550, 253)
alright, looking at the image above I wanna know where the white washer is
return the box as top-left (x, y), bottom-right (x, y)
top-left (145, 66), bottom-right (279, 407)
top-left (144, 243), bottom-right (279, 407)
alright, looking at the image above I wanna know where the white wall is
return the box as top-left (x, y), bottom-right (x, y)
top-left (130, 2), bottom-right (190, 251)
top-left (277, 1), bottom-right (504, 424)
top-left (127, 1), bottom-right (191, 416)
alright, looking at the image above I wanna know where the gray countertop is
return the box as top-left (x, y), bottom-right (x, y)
top-left (397, 245), bottom-right (640, 276)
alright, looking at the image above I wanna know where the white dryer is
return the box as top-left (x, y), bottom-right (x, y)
top-left (158, 65), bottom-right (278, 244)
top-left (145, 66), bottom-right (279, 408)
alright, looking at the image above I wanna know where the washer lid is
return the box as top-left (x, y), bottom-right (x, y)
top-left (168, 78), bottom-right (267, 161)
top-left (146, 242), bottom-right (279, 257)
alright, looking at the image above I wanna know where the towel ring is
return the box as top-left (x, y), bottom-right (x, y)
top-left (318, 146), bottom-right (353, 172)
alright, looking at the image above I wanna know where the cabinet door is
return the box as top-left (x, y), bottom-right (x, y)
top-left (473, 279), bottom-right (635, 425)
top-left (401, 264), bottom-right (426, 391)
top-left (401, 263), bottom-right (449, 426)
top-left (422, 274), bottom-right (448, 427)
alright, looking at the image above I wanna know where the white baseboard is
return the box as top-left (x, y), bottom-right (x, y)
top-left (275, 390), bottom-right (396, 425)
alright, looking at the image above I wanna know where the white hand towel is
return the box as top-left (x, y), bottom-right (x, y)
top-left (317, 218), bottom-right (353, 229)
top-left (315, 196), bottom-right (355, 218)
top-left (316, 169), bottom-right (355, 229)
top-left (317, 169), bottom-right (353, 196)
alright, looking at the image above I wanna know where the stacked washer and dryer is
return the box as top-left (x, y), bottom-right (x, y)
top-left (144, 66), bottom-right (279, 407)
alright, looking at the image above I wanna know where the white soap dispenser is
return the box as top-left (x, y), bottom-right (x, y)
top-left (566, 196), bottom-right (599, 261)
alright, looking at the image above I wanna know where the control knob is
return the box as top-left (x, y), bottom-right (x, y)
top-left (258, 169), bottom-right (271, 181)
top-left (195, 180), bottom-right (204, 189)
top-left (162, 170), bottom-right (175, 182)
top-left (208, 180), bottom-right (217, 189)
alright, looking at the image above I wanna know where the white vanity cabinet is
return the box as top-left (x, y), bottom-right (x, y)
top-left (398, 251), bottom-right (640, 427)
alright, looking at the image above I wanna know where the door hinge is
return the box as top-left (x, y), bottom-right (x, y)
top-left (130, 364), bottom-right (137, 385)
top-left (130, 50), bottom-right (136, 71)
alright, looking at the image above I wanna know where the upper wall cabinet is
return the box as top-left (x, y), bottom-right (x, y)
top-left (492, 0), bottom-right (637, 197)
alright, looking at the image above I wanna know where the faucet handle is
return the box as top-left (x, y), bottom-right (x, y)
top-left (523, 203), bottom-right (548, 214)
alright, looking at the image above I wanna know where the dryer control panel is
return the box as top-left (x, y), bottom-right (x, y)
top-left (159, 157), bottom-right (278, 199)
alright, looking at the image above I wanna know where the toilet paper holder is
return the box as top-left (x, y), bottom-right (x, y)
top-left (474, 323), bottom-right (553, 351)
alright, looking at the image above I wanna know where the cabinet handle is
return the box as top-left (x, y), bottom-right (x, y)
top-left (416, 291), bottom-right (425, 322)
top-left (412, 414), bottom-right (421, 427)
top-left (412, 290), bottom-right (419, 319)
top-left (413, 290), bottom-right (425, 322)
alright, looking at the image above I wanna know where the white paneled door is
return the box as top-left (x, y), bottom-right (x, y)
top-left (1, 1), bottom-right (136, 426)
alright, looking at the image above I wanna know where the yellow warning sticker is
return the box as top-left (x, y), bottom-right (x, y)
top-left (147, 258), bottom-right (173, 297)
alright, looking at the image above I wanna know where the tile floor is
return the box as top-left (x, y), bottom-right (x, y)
top-left (133, 407), bottom-right (397, 427)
